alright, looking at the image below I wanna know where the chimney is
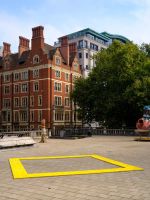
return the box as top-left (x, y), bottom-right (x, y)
top-left (3, 42), bottom-right (11, 57)
top-left (31, 26), bottom-right (44, 50)
top-left (18, 36), bottom-right (30, 56)
top-left (60, 36), bottom-right (69, 65)
top-left (69, 42), bottom-right (77, 55)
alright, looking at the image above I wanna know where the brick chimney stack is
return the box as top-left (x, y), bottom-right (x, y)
top-left (60, 36), bottom-right (69, 65)
top-left (3, 42), bottom-right (11, 57)
top-left (18, 36), bottom-right (30, 56)
top-left (31, 26), bottom-right (44, 50)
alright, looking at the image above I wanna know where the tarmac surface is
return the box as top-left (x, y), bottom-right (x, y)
top-left (0, 136), bottom-right (150, 200)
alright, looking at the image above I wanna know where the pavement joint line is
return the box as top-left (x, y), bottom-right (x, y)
top-left (9, 154), bottom-right (143, 179)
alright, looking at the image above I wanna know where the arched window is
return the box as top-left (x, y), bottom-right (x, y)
top-left (33, 55), bottom-right (40, 64)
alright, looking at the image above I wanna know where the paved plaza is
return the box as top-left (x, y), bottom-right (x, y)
top-left (0, 136), bottom-right (150, 200)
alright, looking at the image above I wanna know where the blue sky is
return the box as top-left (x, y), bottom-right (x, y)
top-left (0, 0), bottom-right (150, 52)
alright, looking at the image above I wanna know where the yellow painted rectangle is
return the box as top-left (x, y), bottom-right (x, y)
top-left (9, 154), bottom-right (143, 179)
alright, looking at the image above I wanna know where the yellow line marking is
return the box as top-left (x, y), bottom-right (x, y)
top-left (9, 154), bottom-right (143, 179)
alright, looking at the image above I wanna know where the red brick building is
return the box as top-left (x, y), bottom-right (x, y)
top-left (0, 26), bottom-right (82, 132)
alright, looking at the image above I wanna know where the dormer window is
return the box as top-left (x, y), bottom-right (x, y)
top-left (33, 55), bottom-right (40, 64)
top-left (74, 63), bottom-right (78, 70)
top-left (56, 57), bottom-right (61, 65)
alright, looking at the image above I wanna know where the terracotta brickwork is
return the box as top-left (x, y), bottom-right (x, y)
top-left (0, 26), bottom-right (82, 131)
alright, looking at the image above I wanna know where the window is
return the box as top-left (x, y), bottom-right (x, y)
top-left (54, 82), bottom-right (61, 91)
top-left (65, 111), bottom-right (70, 121)
top-left (30, 96), bottom-right (34, 107)
top-left (21, 97), bottom-right (28, 107)
top-left (38, 95), bottom-right (42, 106)
top-left (65, 73), bottom-right (69, 81)
top-left (65, 98), bottom-right (70, 107)
top-left (30, 111), bottom-right (34, 122)
top-left (38, 110), bottom-right (42, 122)
top-left (79, 53), bottom-right (82, 58)
top-left (4, 86), bottom-right (10, 94)
top-left (4, 74), bottom-right (10, 82)
top-left (33, 69), bottom-right (39, 78)
top-left (56, 57), bottom-right (61, 65)
top-left (21, 83), bottom-right (28, 92)
top-left (65, 85), bottom-right (69, 93)
top-left (90, 43), bottom-right (98, 51)
top-left (21, 71), bottom-right (28, 80)
top-left (86, 53), bottom-right (88, 58)
top-left (84, 40), bottom-right (88, 48)
top-left (54, 96), bottom-right (62, 106)
top-left (14, 84), bottom-right (19, 93)
top-left (33, 82), bottom-right (39, 91)
top-left (55, 111), bottom-right (63, 121)
top-left (20, 111), bottom-right (28, 122)
top-left (14, 97), bottom-right (19, 107)
top-left (14, 111), bottom-right (19, 122)
top-left (55, 70), bottom-right (61, 78)
top-left (74, 63), bottom-right (78, 70)
top-left (14, 73), bottom-right (19, 81)
top-left (3, 99), bottom-right (11, 108)
top-left (73, 75), bottom-right (78, 82)
top-left (7, 111), bottom-right (11, 122)
top-left (78, 40), bottom-right (83, 48)
top-left (33, 55), bottom-right (40, 64)
top-left (86, 65), bottom-right (89, 70)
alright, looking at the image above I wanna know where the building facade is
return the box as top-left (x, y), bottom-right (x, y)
top-left (0, 26), bottom-right (82, 132)
top-left (55, 28), bottom-right (129, 77)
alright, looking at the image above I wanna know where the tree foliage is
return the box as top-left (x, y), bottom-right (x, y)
top-left (71, 41), bottom-right (150, 128)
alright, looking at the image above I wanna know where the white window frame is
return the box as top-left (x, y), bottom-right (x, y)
top-left (38, 110), bottom-right (42, 122)
top-left (33, 55), bottom-right (40, 64)
top-left (54, 82), bottom-right (62, 92)
top-left (33, 69), bottom-right (39, 78)
top-left (21, 83), bottom-right (28, 93)
top-left (30, 96), bottom-right (34, 107)
top-left (3, 85), bottom-right (10, 94)
top-left (33, 81), bottom-right (39, 92)
top-left (14, 97), bottom-right (19, 107)
top-left (55, 57), bottom-right (61, 65)
top-left (4, 74), bottom-right (10, 82)
top-left (30, 110), bottom-right (34, 122)
top-left (3, 98), bottom-right (11, 108)
top-left (65, 73), bottom-right (69, 81)
top-left (55, 70), bottom-right (61, 78)
top-left (54, 96), bottom-right (62, 106)
top-left (14, 84), bottom-right (19, 93)
top-left (14, 73), bottom-right (19, 81)
top-left (21, 71), bottom-right (28, 80)
top-left (64, 97), bottom-right (70, 107)
top-left (65, 84), bottom-right (69, 93)
top-left (21, 96), bottom-right (28, 107)
top-left (38, 95), bottom-right (42, 106)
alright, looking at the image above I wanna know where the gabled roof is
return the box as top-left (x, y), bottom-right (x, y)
top-left (18, 50), bottom-right (30, 64)
top-left (69, 52), bottom-right (76, 65)
top-left (44, 43), bottom-right (53, 54)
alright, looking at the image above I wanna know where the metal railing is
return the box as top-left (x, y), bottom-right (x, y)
top-left (51, 128), bottom-right (137, 138)
top-left (0, 130), bottom-right (42, 139)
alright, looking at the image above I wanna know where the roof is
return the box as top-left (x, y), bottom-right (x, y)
top-left (69, 52), bottom-right (76, 65)
top-left (61, 28), bottom-right (110, 42)
top-left (44, 43), bottom-right (53, 54)
top-left (101, 32), bottom-right (130, 43)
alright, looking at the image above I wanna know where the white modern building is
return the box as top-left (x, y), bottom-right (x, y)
top-left (55, 28), bottom-right (129, 77)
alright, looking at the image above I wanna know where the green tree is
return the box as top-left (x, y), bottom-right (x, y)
top-left (71, 41), bottom-right (150, 128)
